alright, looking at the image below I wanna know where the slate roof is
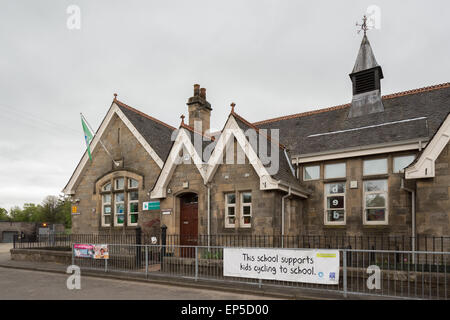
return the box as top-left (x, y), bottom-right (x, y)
top-left (115, 99), bottom-right (176, 162)
top-left (254, 83), bottom-right (450, 157)
top-left (231, 112), bottom-right (309, 194)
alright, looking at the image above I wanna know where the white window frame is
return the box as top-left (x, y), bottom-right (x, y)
top-left (324, 163), bottom-right (346, 179)
top-left (102, 182), bottom-right (111, 192)
top-left (114, 192), bottom-right (125, 226)
top-left (363, 180), bottom-right (389, 225)
top-left (363, 158), bottom-right (388, 176)
top-left (225, 193), bottom-right (236, 228)
top-left (101, 193), bottom-right (112, 227)
top-left (115, 177), bottom-right (124, 190)
top-left (393, 155), bottom-right (415, 173)
top-left (128, 191), bottom-right (139, 226)
top-left (240, 192), bottom-right (252, 228)
top-left (324, 182), bottom-right (346, 226)
top-left (128, 178), bottom-right (139, 189)
top-left (303, 165), bottom-right (320, 181)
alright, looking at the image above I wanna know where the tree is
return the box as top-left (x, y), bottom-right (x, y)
top-left (0, 208), bottom-right (9, 221)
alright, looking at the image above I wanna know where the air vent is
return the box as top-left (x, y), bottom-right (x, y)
top-left (354, 71), bottom-right (376, 94)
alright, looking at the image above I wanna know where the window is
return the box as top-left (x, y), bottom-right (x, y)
top-left (304, 165), bottom-right (320, 181)
top-left (115, 178), bottom-right (124, 190)
top-left (394, 155), bottom-right (415, 173)
top-left (324, 183), bottom-right (346, 224)
top-left (128, 178), bottom-right (139, 189)
top-left (128, 191), bottom-right (139, 226)
top-left (363, 158), bottom-right (387, 176)
top-left (102, 183), bottom-right (111, 192)
top-left (102, 194), bottom-right (111, 226)
top-left (240, 192), bottom-right (252, 228)
top-left (325, 163), bottom-right (346, 179)
top-left (225, 193), bottom-right (236, 228)
top-left (115, 193), bottom-right (125, 226)
top-left (364, 180), bottom-right (388, 224)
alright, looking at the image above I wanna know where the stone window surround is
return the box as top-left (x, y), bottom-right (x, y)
top-left (324, 181), bottom-right (346, 226)
top-left (363, 179), bottom-right (389, 226)
top-left (95, 170), bottom-right (143, 229)
top-left (223, 189), bottom-right (253, 229)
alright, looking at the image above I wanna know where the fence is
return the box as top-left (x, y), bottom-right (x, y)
top-left (72, 243), bottom-right (450, 300)
top-left (13, 233), bottom-right (450, 253)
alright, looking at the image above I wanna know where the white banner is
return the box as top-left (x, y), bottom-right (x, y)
top-left (223, 248), bottom-right (339, 285)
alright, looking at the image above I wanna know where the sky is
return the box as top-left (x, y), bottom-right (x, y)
top-left (0, 0), bottom-right (449, 211)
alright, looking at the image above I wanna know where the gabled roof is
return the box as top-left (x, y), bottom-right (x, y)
top-left (114, 99), bottom-right (176, 161)
top-left (151, 111), bottom-right (310, 199)
top-left (254, 83), bottom-right (450, 158)
top-left (63, 98), bottom-right (176, 195)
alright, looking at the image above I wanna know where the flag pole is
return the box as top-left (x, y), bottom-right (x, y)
top-left (80, 113), bottom-right (120, 167)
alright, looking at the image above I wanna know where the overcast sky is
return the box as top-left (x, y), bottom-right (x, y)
top-left (0, 0), bottom-right (449, 210)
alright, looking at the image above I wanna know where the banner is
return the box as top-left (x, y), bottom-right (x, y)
top-left (74, 244), bottom-right (109, 259)
top-left (73, 244), bottom-right (94, 258)
top-left (223, 248), bottom-right (339, 285)
top-left (93, 244), bottom-right (109, 259)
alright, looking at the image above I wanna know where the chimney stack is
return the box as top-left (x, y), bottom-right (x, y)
top-left (186, 84), bottom-right (212, 134)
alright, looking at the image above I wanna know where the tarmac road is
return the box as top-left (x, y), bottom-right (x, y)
top-left (0, 266), bottom-right (279, 300)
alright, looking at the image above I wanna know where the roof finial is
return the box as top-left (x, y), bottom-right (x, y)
top-left (230, 102), bottom-right (236, 113)
top-left (180, 114), bottom-right (185, 125)
top-left (113, 93), bottom-right (118, 100)
top-left (356, 14), bottom-right (370, 36)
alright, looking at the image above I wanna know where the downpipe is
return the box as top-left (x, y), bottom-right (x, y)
top-left (401, 178), bottom-right (416, 263)
top-left (281, 187), bottom-right (291, 248)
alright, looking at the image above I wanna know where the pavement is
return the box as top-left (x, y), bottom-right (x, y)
top-left (0, 247), bottom-right (370, 300)
top-left (0, 266), bottom-right (281, 300)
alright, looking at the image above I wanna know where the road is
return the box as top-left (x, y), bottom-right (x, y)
top-left (0, 266), bottom-right (278, 300)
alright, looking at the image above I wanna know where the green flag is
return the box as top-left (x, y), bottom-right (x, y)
top-left (81, 114), bottom-right (94, 161)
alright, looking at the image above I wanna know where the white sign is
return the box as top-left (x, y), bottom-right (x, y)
top-left (223, 248), bottom-right (339, 285)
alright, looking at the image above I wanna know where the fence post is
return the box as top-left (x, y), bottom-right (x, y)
top-left (161, 225), bottom-right (167, 268)
top-left (105, 258), bottom-right (108, 273)
top-left (72, 243), bottom-right (74, 266)
top-left (136, 227), bottom-right (142, 267)
top-left (13, 234), bottom-right (16, 249)
top-left (343, 249), bottom-right (348, 298)
top-left (195, 246), bottom-right (199, 282)
top-left (145, 245), bottom-right (149, 278)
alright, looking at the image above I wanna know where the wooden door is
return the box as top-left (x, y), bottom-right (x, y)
top-left (180, 193), bottom-right (198, 248)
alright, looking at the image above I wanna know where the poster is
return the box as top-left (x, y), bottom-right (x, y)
top-left (73, 244), bottom-right (94, 258)
top-left (93, 244), bottom-right (109, 259)
top-left (223, 248), bottom-right (340, 285)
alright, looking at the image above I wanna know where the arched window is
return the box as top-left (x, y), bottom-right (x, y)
top-left (99, 173), bottom-right (141, 228)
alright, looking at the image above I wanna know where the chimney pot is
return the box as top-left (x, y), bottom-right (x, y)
top-left (194, 84), bottom-right (200, 96)
top-left (200, 88), bottom-right (206, 99)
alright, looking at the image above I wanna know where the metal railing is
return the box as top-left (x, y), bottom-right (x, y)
top-left (72, 243), bottom-right (450, 300)
top-left (14, 233), bottom-right (450, 253)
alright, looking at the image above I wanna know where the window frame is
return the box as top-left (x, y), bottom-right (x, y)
top-left (101, 193), bottom-right (112, 227)
top-left (240, 192), bottom-right (252, 228)
top-left (128, 178), bottom-right (139, 189)
top-left (114, 192), bottom-right (125, 226)
top-left (224, 193), bottom-right (236, 229)
top-left (363, 179), bottom-right (389, 225)
top-left (324, 182), bottom-right (346, 226)
top-left (303, 165), bottom-right (321, 181)
top-left (115, 177), bottom-right (124, 190)
top-left (363, 158), bottom-right (388, 176)
top-left (324, 163), bottom-right (346, 179)
top-left (393, 155), bottom-right (415, 173)
top-left (127, 191), bottom-right (139, 226)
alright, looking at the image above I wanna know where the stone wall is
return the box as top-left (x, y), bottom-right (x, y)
top-left (300, 151), bottom-right (417, 237)
top-left (416, 143), bottom-right (450, 236)
top-left (71, 113), bottom-right (161, 234)
top-left (0, 222), bottom-right (37, 241)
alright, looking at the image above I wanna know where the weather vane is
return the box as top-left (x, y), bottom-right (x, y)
top-left (356, 14), bottom-right (370, 36)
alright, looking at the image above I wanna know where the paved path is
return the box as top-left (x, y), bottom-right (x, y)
top-left (0, 266), bottom-right (279, 300)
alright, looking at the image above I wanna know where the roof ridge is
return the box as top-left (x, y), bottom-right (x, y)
top-left (114, 98), bottom-right (177, 131)
top-left (253, 82), bottom-right (450, 126)
top-left (180, 122), bottom-right (215, 141)
top-left (231, 111), bottom-right (287, 150)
